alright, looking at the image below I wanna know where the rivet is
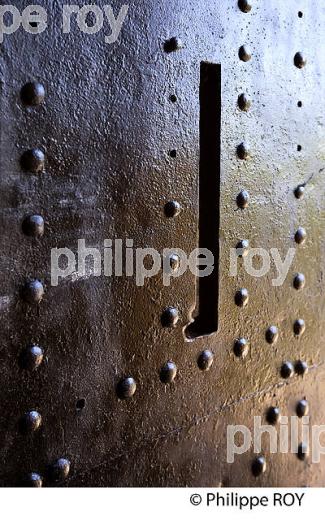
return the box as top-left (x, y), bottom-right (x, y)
top-left (236, 239), bottom-right (249, 257)
top-left (296, 399), bottom-right (309, 418)
top-left (20, 344), bottom-right (44, 370)
top-left (295, 360), bottom-right (308, 376)
top-left (116, 377), bottom-right (137, 399)
top-left (164, 37), bottom-right (183, 53)
top-left (251, 456), bottom-right (266, 477)
top-left (22, 215), bottom-right (45, 237)
top-left (238, 0), bottom-right (252, 13)
top-left (237, 142), bottom-right (250, 160)
top-left (197, 350), bottom-right (214, 371)
top-left (294, 185), bottom-right (305, 199)
top-left (164, 200), bottom-right (181, 218)
top-left (21, 82), bottom-right (45, 106)
top-left (236, 189), bottom-right (250, 209)
top-left (50, 458), bottom-right (71, 482)
top-left (295, 227), bottom-right (306, 245)
top-left (160, 361), bottom-right (177, 384)
top-left (297, 442), bottom-right (308, 461)
top-left (20, 149), bottom-right (45, 173)
top-left (238, 45), bottom-right (252, 62)
top-left (266, 406), bottom-right (281, 425)
top-left (294, 52), bottom-right (307, 69)
top-left (168, 254), bottom-right (180, 271)
top-left (22, 472), bottom-right (43, 487)
top-left (238, 93), bottom-right (252, 111)
top-left (294, 319), bottom-right (305, 337)
top-left (265, 326), bottom-right (279, 345)
top-left (234, 338), bottom-right (249, 358)
top-left (20, 411), bottom-right (42, 433)
top-left (281, 361), bottom-right (294, 379)
top-left (161, 306), bottom-right (179, 327)
top-left (235, 288), bottom-right (249, 307)
top-left (22, 280), bottom-right (44, 304)
top-left (293, 273), bottom-right (305, 291)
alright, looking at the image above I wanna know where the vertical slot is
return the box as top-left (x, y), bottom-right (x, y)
top-left (185, 62), bottom-right (221, 339)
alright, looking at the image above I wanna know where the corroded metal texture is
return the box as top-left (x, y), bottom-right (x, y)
top-left (0, 0), bottom-right (325, 487)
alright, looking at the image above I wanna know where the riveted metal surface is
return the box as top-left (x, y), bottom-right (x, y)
top-left (0, 0), bottom-right (325, 487)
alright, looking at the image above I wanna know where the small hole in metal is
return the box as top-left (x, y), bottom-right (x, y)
top-left (298, 11), bottom-right (303, 18)
top-left (169, 149), bottom-right (177, 158)
top-left (297, 145), bottom-right (302, 152)
top-left (85, 12), bottom-right (97, 27)
top-left (297, 101), bottom-right (302, 107)
top-left (170, 94), bottom-right (177, 103)
top-left (76, 398), bottom-right (86, 411)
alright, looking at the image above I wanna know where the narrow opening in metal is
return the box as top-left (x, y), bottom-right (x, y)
top-left (185, 62), bottom-right (221, 339)
top-left (76, 398), bottom-right (86, 411)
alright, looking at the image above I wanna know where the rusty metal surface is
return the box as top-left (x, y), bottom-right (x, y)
top-left (0, 0), bottom-right (325, 487)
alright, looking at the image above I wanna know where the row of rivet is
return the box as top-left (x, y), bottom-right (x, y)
top-left (21, 82), bottom-right (46, 238)
top-left (281, 360), bottom-right (308, 378)
top-left (235, 0), bottom-right (307, 389)
top-left (116, 349), bottom-right (215, 399)
top-left (283, 9), bottom-right (309, 389)
top-left (278, 45), bottom-right (311, 462)
top-left (234, 319), bottom-right (306, 359)
top-left (236, 2), bottom-right (309, 478)
top-left (21, 83), bottom-right (46, 236)
top-left (19, 81), bottom-right (69, 487)
top-left (266, 400), bottom-right (310, 425)
top-left (22, 458), bottom-right (71, 488)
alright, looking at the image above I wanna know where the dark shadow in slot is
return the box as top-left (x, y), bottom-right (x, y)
top-left (185, 62), bottom-right (221, 339)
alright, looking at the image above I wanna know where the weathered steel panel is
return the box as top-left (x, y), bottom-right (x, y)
top-left (0, 0), bottom-right (324, 486)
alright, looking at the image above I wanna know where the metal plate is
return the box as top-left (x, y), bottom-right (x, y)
top-left (0, 0), bottom-right (325, 486)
